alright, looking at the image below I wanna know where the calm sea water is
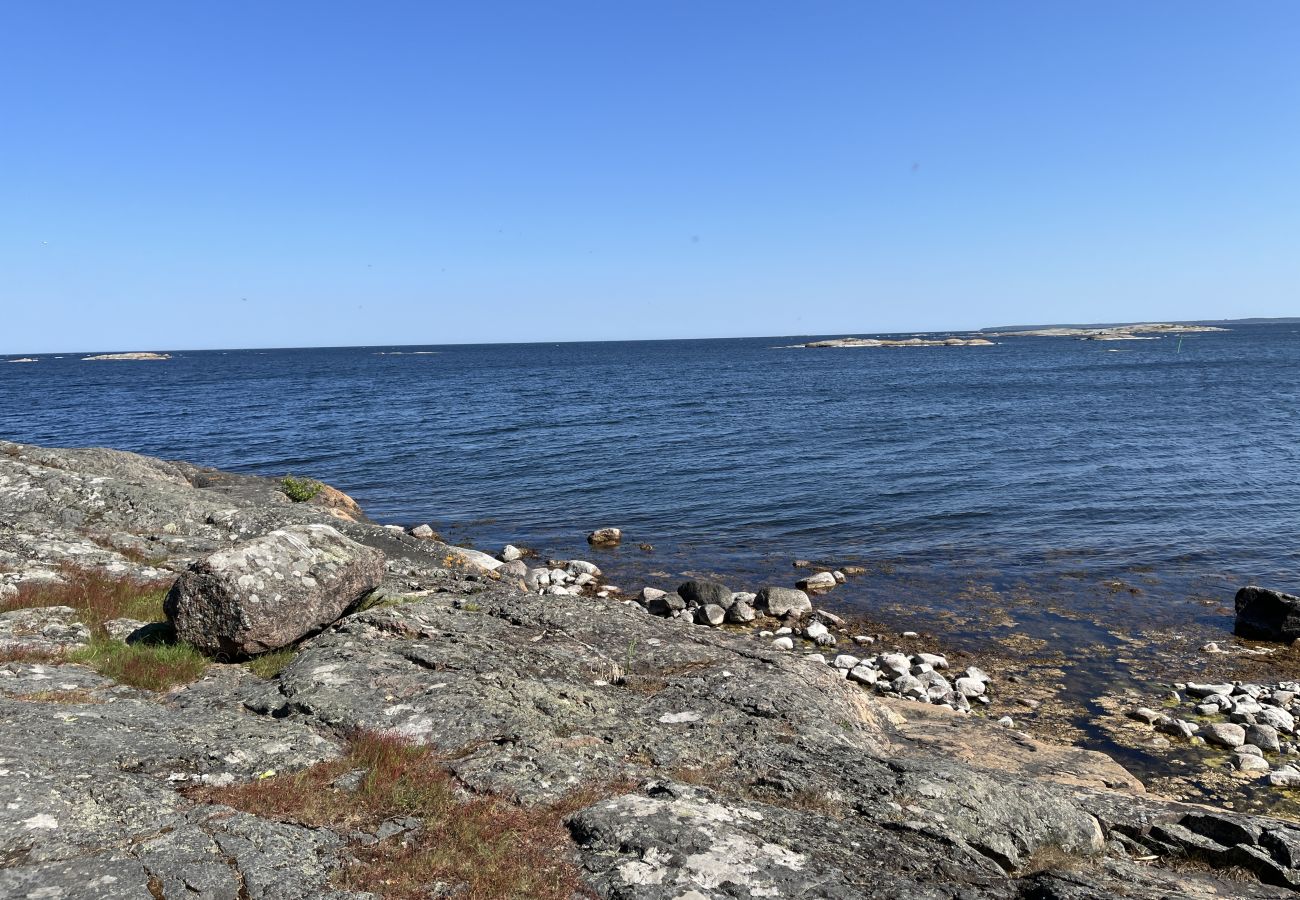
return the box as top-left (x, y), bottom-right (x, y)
top-left (3, 325), bottom-right (1299, 641)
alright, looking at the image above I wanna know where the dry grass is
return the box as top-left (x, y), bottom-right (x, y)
top-left (190, 730), bottom-right (621, 899)
top-left (0, 645), bottom-right (68, 665)
top-left (77, 530), bottom-right (169, 567)
top-left (1, 565), bottom-right (172, 629)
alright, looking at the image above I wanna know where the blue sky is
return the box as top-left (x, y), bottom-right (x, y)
top-left (2, 2), bottom-right (1297, 352)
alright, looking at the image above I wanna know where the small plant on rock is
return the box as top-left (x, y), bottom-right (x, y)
top-left (280, 475), bottom-right (323, 502)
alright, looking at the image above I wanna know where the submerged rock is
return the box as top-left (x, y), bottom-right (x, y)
top-left (587, 527), bottom-right (622, 546)
top-left (165, 524), bottom-right (384, 656)
top-left (797, 571), bottom-right (837, 592)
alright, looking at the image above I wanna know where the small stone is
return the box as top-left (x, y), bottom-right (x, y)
top-left (726, 599), bottom-right (757, 624)
top-left (695, 604), bottom-right (726, 627)
top-left (772, 636), bottom-right (794, 651)
top-left (755, 586), bottom-right (813, 619)
top-left (805, 620), bottom-right (829, 640)
top-left (796, 571), bottom-right (837, 592)
top-left (410, 524), bottom-right (435, 539)
top-left (1248, 723), bottom-right (1281, 753)
top-left (964, 666), bottom-right (990, 684)
top-left (848, 665), bottom-right (879, 685)
top-left (915, 652), bottom-right (948, 670)
top-left (568, 560), bottom-right (602, 577)
top-left (901, 631), bottom-right (919, 639)
top-left (639, 587), bottom-right (666, 604)
top-left (879, 653), bottom-right (911, 678)
top-left (1185, 682), bottom-right (1235, 698)
top-left (920, 672), bottom-right (952, 702)
top-left (500, 544), bottom-right (523, 562)
top-left (955, 677), bottom-right (986, 698)
top-left (1269, 767), bottom-right (1300, 788)
top-left (996, 716), bottom-right (1015, 728)
top-left (1236, 753), bottom-right (1270, 774)
top-left (811, 609), bottom-right (847, 627)
top-left (1258, 705), bottom-right (1296, 735)
top-left (832, 570), bottom-right (847, 584)
top-left (1156, 718), bottom-right (1197, 740)
top-left (647, 592), bottom-right (686, 617)
top-left (833, 654), bottom-right (860, 670)
top-left (853, 635), bottom-right (875, 646)
top-left (814, 633), bottom-right (837, 648)
top-left (892, 675), bottom-right (926, 700)
top-left (1204, 722), bottom-right (1248, 748)
top-left (1129, 707), bottom-right (1161, 725)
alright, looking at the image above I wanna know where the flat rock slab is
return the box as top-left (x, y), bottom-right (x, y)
top-left (165, 524), bottom-right (385, 657)
top-left (0, 605), bottom-right (91, 654)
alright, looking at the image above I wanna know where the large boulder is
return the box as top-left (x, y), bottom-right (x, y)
top-left (165, 524), bottom-right (385, 657)
top-left (677, 579), bottom-right (731, 609)
top-left (1234, 586), bottom-right (1300, 642)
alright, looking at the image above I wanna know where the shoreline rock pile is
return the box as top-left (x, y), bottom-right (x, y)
top-left (1129, 680), bottom-right (1300, 783)
top-left (627, 577), bottom-right (994, 713)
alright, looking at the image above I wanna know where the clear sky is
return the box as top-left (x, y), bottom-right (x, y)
top-left (2, 2), bottom-right (1297, 352)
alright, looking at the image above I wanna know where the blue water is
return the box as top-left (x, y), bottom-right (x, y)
top-left (3, 326), bottom-right (1299, 638)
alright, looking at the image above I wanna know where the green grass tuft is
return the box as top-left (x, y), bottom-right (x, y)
top-left (280, 475), bottom-right (323, 502)
top-left (70, 636), bottom-right (208, 692)
top-left (246, 647), bottom-right (297, 679)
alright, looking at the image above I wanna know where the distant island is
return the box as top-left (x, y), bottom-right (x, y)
top-left (986, 322), bottom-right (1227, 341)
top-left (787, 318), bottom-right (1282, 350)
top-left (796, 336), bottom-right (995, 349)
top-left (81, 351), bottom-right (172, 361)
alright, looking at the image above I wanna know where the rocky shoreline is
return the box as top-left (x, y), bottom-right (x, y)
top-left (4, 440), bottom-right (1300, 898)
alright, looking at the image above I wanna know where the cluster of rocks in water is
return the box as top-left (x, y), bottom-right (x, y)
top-left (11, 440), bottom-right (1300, 898)
top-left (610, 576), bottom-right (1000, 715)
top-left (1130, 680), bottom-right (1300, 785)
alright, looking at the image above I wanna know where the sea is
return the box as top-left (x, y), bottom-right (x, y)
top-left (4, 324), bottom-right (1300, 785)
